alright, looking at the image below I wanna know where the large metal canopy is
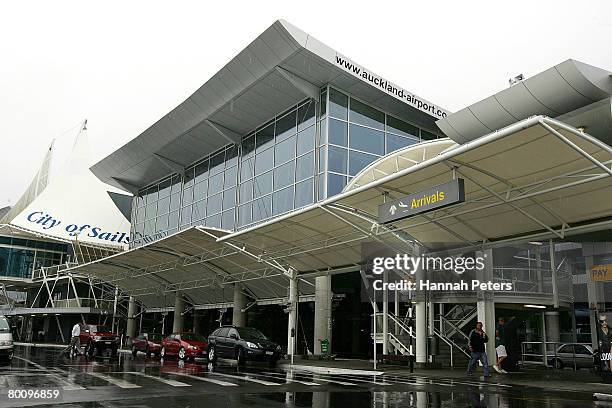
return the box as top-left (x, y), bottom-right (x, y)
top-left (92, 19), bottom-right (447, 193)
top-left (68, 116), bottom-right (612, 307)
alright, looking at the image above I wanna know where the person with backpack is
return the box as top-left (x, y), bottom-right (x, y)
top-left (467, 321), bottom-right (490, 377)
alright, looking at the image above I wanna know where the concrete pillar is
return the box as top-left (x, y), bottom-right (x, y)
top-left (232, 284), bottom-right (246, 327)
top-left (585, 249), bottom-right (602, 349)
top-left (477, 249), bottom-right (496, 366)
top-left (173, 294), bottom-right (185, 333)
top-left (287, 271), bottom-right (298, 358)
top-left (126, 296), bottom-right (137, 345)
top-left (545, 311), bottom-right (560, 343)
top-left (314, 275), bottom-right (332, 355)
top-left (382, 270), bottom-right (389, 355)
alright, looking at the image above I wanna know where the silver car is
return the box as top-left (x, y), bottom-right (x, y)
top-left (0, 316), bottom-right (14, 363)
top-left (549, 343), bottom-right (594, 369)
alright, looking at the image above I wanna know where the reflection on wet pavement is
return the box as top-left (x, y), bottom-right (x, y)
top-left (0, 347), bottom-right (599, 407)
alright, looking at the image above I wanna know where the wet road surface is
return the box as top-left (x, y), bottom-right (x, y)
top-left (0, 347), bottom-right (600, 407)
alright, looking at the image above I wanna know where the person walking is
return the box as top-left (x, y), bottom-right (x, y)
top-left (467, 321), bottom-right (490, 377)
top-left (69, 322), bottom-right (82, 355)
top-left (494, 317), bottom-right (508, 373)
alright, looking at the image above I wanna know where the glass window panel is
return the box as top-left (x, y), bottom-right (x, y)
top-left (157, 195), bottom-right (170, 215)
top-left (192, 199), bottom-right (206, 222)
top-left (223, 187), bottom-right (236, 209)
top-left (329, 88), bottom-right (348, 120)
top-left (252, 195), bottom-right (272, 222)
top-left (182, 186), bottom-right (193, 207)
top-left (224, 165), bottom-right (237, 188)
top-left (242, 135), bottom-right (255, 158)
top-left (136, 194), bottom-right (145, 208)
top-left (273, 186), bottom-right (294, 215)
top-left (180, 206), bottom-right (192, 226)
top-left (221, 210), bottom-right (235, 230)
top-left (256, 123), bottom-right (275, 151)
top-left (328, 146), bottom-right (348, 174)
top-left (193, 180), bottom-right (208, 201)
top-left (156, 214), bottom-right (169, 232)
top-left (329, 118), bottom-right (348, 147)
top-left (169, 193), bottom-right (181, 212)
top-left (296, 125), bottom-right (315, 155)
top-left (238, 203), bottom-right (252, 226)
top-left (168, 210), bottom-right (179, 229)
top-left (274, 161), bottom-right (295, 190)
top-left (320, 90), bottom-right (327, 117)
top-left (349, 98), bottom-right (384, 130)
top-left (136, 207), bottom-right (145, 224)
top-left (387, 116), bottom-right (419, 138)
top-left (298, 100), bottom-right (316, 130)
top-left (275, 135), bottom-right (296, 165)
top-left (184, 167), bottom-right (195, 187)
top-left (318, 173), bottom-right (326, 200)
top-left (171, 175), bottom-right (182, 194)
top-left (276, 109), bottom-right (297, 142)
top-left (255, 148), bottom-right (274, 175)
top-left (253, 171), bottom-right (273, 198)
top-left (205, 213), bottom-right (221, 229)
top-left (207, 193), bottom-right (222, 215)
top-left (145, 202), bottom-right (157, 220)
top-left (295, 178), bottom-right (314, 208)
top-left (319, 118), bottom-right (327, 146)
top-left (386, 133), bottom-right (418, 154)
top-left (239, 179), bottom-right (253, 203)
top-left (318, 146), bottom-right (326, 173)
top-left (209, 151), bottom-right (225, 175)
top-left (349, 150), bottom-right (378, 176)
top-left (349, 124), bottom-right (385, 155)
top-left (421, 130), bottom-right (438, 140)
top-left (240, 157), bottom-right (254, 180)
top-left (208, 173), bottom-right (224, 195)
top-left (225, 145), bottom-right (238, 167)
top-left (296, 151), bottom-right (314, 182)
top-left (158, 179), bottom-right (171, 198)
top-left (327, 173), bottom-right (347, 196)
top-left (145, 187), bottom-right (158, 204)
top-left (195, 159), bottom-right (209, 183)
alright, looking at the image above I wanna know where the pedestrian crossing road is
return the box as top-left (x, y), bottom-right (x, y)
top-left (0, 347), bottom-right (596, 407)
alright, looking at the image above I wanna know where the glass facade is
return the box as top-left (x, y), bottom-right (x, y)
top-left (0, 236), bottom-right (67, 279)
top-left (131, 85), bottom-right (441, 248)
top-left (318, 87), bottom-right (441, 197)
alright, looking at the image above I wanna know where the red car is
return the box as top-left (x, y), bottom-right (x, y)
top-left (79, 324), bottom-right (120, 358)
top-left (132, 333), bottom-right (163, 357)
top-left (160, 332), bottom-right (208, 361)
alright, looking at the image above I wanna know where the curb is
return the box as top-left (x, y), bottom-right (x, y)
top-left (279, 363), bottom-right (383, 376)
top-left (14, 342), bottom-right (132, 354)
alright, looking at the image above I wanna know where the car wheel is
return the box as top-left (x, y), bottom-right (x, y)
top-left (160, 347), bottom-right (166, 358)
top-left (178, 347), bottom-right (186, 360)
top-left (208, 346), bottom-right (217, 363)
top-left (236, 348), bottom-right (246, 366)
top-left (86, 343), bottom-right (95, 358)
top-left (552, 358), bottom-right (563, 369)
top-left (132, 346), bottom-right (137, 357)
top-left (111, 348), bottom-right (118, 358)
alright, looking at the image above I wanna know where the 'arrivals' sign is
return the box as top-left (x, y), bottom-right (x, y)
top-left (378, 179), bottom-right (465, 224)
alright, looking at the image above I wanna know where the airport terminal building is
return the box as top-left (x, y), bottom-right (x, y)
top-left (4, 20), bottom-right (612, 367)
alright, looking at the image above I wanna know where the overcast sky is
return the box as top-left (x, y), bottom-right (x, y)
top-left (1, 0), bottom-right (611, 206)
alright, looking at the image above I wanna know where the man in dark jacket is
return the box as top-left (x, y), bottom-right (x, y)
top-left (467, 321), bottom-right (490, 377)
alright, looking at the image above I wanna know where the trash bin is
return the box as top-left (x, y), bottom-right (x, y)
top-left (427, 336), bottom-right (439, 356)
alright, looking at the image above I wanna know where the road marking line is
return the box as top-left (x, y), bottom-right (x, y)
top-left (259, 372), bottom-right (320, 386)
top-left (314, 373), bottom-right (392, 386)
top-left (211, 372), bottom-right (281, 386)
top-left (12, 356), bottom-right (47, 370)
top-left (49, 368), bottom-right (86, 390)
top-left (123, 372), bottom-right (191, 387)
top-left (168, 372), bottom-right (237, 386)
top-left (283, 373), bottom-right (356, 386)
top-left (84, 372), bottom-right (141, 389)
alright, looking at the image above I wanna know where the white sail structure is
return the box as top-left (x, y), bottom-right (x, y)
top-left (8, 121), bottom-right (132, 248)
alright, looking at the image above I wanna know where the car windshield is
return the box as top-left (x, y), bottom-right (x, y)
top-left (0, 317), bottom-right (9, 332)
top-left (148, 333), bottom-right (162, 342)
top-left (90, 326), bottom-right (110, 333)
top-left (181, 333), bottom-right (206, 342)
top-left (237, 327), bottom-right (267, 340)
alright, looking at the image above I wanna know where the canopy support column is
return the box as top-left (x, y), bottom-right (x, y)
top-left (314, 275), bottom-right (332, 355)
top-left (233, 284), bottom-right (246, 327)
top-left (126, 296), bottom-right (137, 346)
top-left (287, 269), bottom-right (298, 364)
top-left (173, 293), bottom-right (185, 333)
